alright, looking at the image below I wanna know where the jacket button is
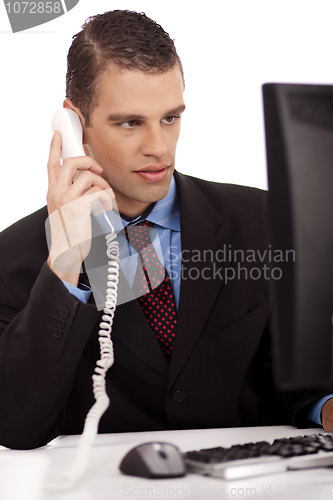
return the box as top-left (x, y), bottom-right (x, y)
top-left (54, 328), bottom-right (63, 339)
top-left (57, 319), bottom-right (65, 328)
top-left (60, 308), bottom-right (69, 319)
top-left (172, 390), bottom-right (186, 402)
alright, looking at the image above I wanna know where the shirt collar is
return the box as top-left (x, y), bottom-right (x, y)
top-left (122, 175), bottom-right (180, 231)
top-left (94, 175), bottom-right (180, 234)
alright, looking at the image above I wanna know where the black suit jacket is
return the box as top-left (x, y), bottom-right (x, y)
top-left (0, 172), bottom-right (324, 449)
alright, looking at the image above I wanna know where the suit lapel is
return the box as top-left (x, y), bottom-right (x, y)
top-left (168, 172), bottom-right (232, 387)
top-left (112, 298), bottom-right (170, 375)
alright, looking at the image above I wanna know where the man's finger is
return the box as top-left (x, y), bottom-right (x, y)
top-left (82, 186), bottom-right (115, 212)
top-left (64, 157), bottom-right (104, 186)
top-left (69, 168), bottom-right (111, 196)
top-left (47, 130), bottom-right (62, 181)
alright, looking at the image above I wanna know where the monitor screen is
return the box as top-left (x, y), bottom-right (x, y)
top-left (263, 83), bottom-right (333, 390)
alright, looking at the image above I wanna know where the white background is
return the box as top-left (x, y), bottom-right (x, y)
top-left (0, 0), bottom-right (332, 231)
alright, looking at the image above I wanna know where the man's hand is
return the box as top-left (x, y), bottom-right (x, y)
top-left (46, 130), bottom-right (114, 286)
top-left (321, 398), bottom-right (333, 432)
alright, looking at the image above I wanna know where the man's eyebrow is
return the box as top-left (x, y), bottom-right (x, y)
top-left (165, 104), bottom-right (186, 116)
top-left (106, 104), bottom-right (186, 122)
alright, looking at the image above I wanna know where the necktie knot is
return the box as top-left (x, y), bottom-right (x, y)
top-left (125, 220), bottom-right (154, 253)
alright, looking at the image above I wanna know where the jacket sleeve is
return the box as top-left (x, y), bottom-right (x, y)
top-left (0, 262), bottom-right (100, 449)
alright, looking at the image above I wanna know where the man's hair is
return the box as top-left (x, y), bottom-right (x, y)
top-left (66, 10), bottom-right (184, 126)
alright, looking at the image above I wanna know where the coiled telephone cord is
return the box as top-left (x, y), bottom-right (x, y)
top-left (46, 211), bottom-right (119, 490)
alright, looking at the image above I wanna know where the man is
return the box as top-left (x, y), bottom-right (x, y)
top-left (0, 10), bottom-right (332, 450)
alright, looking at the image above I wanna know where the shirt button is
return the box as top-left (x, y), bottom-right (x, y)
top-left (54, 328), bottom-right (63, 339)
top-left (172, 390), bottom-right (186, 402)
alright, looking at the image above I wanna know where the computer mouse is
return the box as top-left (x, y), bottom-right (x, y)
top-left (119, 441), bottom-right (187, 478)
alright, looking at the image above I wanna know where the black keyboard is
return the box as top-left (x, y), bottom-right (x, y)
top-left (184, 433), bottom-right (333, 479)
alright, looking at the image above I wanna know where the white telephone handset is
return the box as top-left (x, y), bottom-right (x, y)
top-left (52, 107), bottom-right (85, 159)
top-left (46, 109), bottom-right (120, 491)
top-left (51, 108), bottom-right (105, 216)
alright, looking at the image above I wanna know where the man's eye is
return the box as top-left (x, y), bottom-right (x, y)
top-left (121, 120), bottom-right (139, 129)
top-left (162, 115), bottom-right (180, 125)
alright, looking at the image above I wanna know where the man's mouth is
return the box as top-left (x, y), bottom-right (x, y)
top-left (135, 165), bottom-right (170, 182)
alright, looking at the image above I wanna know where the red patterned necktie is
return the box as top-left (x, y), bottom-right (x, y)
top-left (125, 220), bottom-right (177, 360)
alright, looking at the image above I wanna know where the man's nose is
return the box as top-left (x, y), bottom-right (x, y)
top-left (141, 125), bottom-right (167, 157)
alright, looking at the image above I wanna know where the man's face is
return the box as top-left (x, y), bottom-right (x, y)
top-left (74, 65), bottom-right (185, 217)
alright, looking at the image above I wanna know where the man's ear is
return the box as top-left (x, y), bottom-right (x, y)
top-left (63, 99), bottom-right (90, 153)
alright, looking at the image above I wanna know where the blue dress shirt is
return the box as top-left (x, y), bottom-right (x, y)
top-left (307, 395), bottom-right (333, 426)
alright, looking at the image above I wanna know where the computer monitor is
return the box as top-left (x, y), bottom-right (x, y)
top-left (262, 83), bottom-right (333, 390)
